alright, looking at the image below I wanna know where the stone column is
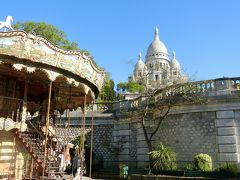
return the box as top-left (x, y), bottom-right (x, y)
top-left (216, 110), bottom-right (239, 163)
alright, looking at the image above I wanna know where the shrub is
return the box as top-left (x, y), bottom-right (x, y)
top-left (184, 163), bottom-right (194, 172)
top-left (215, 162), bottom-right (238, 177)
top-left (148, 142), bottom-right (177, 171)
top-left (194, 153), bottom-right (212, 171)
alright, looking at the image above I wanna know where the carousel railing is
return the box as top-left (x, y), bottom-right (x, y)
top-left (27, 117), bottom-right (65, 178)
top-left (44, 123), bottom-right (65, 179)
top-left (0, 96), bottom-right (23, 122)
top-left (16, 118), bottom-right (45, 178)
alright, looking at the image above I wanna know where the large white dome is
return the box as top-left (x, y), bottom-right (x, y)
top-left (146, 27), bottom-right (168, 60)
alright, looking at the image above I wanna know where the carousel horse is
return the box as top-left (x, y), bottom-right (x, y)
top-left (0, 16), bottom-right (13, 31)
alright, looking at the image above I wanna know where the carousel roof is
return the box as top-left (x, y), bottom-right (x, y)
top-left (0, 30), bottom-right (105, 112)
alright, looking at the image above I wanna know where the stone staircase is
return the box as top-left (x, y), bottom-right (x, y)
top-left (15, 119), bottom-right (64, 179)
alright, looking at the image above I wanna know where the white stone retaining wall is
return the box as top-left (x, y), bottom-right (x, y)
top-left (56, 102), bottom-right (240, 169)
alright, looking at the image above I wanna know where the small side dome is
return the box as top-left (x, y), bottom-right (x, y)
top-left (171, 51), bottom-right (181, 69)
top-left (134, 52), bottom-right (145, 71)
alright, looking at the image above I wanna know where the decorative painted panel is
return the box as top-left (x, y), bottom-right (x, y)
top-left (0, 31), bottom-right (105, 91)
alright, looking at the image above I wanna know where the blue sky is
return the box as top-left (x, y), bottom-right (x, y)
top-left (1, 0), bottom-right (240, 85)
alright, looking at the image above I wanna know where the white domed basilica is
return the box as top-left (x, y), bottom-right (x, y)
top-left (128, 27), bottom-right (188, 89)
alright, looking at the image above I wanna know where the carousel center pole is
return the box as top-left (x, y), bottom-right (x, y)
top-left (89, 100), bottom-right (95, 179)
top-left (80, 94), bottom-right (86, 180)
top-left (42, 81), bottom-right (53, 179)
top-left (20, 79), bottom-right (28, 131)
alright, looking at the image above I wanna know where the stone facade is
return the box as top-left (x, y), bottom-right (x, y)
top-left (56, 103), bottom-right (240, 170)
top-left (56, 80), bottom-right (240, 170)
top-left (216, 110), bottom-right (240, 162)
top-left (153, 111), bottom-right (218, 164)
top-left (55, 113), bottom-right (119, 169)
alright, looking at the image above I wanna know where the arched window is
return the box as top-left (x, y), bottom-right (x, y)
top-left (155, 63), bottom-right (159, 70)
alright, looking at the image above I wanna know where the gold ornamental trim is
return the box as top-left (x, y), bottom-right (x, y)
top-left (0, 31), bottom-right (105, 92)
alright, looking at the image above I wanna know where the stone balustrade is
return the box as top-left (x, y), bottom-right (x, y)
top-left (91, 77), bottom-right (240, 113)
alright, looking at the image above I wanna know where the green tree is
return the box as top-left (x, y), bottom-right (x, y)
top-left (117, 82), bottom-right (144, 93)
top-left (127, 82), bottom-right (207, 171)
top-left (98, 73), bottom-right (116, 102)
top-left (13, 21), bottom-right (78, 50)
top-left (117, 82), bottom-right (128, 92)
top-left (127, 82), bottom-right (144, 93)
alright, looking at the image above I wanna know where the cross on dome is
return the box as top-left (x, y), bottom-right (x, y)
top-left (138, 52), bottom-right (142, 60)
top-left (172, 50), bottom-right (176, 59)
top-left (154, 26), bottom-right (159, 40)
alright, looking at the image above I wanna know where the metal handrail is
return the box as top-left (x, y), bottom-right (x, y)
top-left (25, 117), bottom-right (64, 177)
top-left (0, 95), bottom-right (23, 101)
top-left (26, 118), bottom-right (43, 135)
top-left (27, 117), bottom-right (64, 149)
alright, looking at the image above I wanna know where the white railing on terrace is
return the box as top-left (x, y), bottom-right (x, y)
top-left (93, 77), bottom-right (240, 112)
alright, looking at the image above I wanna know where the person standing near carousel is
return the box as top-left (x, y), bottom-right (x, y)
top-left (73, 145), bottom-right (86, 179)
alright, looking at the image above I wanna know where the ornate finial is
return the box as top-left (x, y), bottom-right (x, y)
top-left (0, 16), bottom-right (14, 31)
top-left (154, 26), bottom-right (159, 40)
top-left (138, 52), bottom-right (142, 60)
top-left (172, 50), bottom-right (175, 59)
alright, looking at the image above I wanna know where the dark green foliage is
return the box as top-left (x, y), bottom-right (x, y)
top-left (117, 82), bottom-right (128, 92)
top-left (152, 170), bottom-right (185, 176)
top-left (117, 81), bottom-right (144, 93)
top-left (184, 163), bottom-right (194, 172)
top-left (98, 73), bottom-right (116, 102)
top-left (13, 21), bottom-right (79, 50)
top-left (71, 135), bottom-right (84, 148)
top-left (215, 162), bottom-right (238, 177)
top-left (194, 153), bottom-right (212, 171)
top-left (92, 156), bottom-right (104, 171)
top-left (148, 142), bottom-right (177, 171)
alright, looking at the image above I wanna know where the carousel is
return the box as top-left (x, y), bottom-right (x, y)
top-left (0, 16), bottom-right (105, 179)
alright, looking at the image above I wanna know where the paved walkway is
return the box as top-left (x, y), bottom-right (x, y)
top-left (62, 174), bottom-right (105, 179)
